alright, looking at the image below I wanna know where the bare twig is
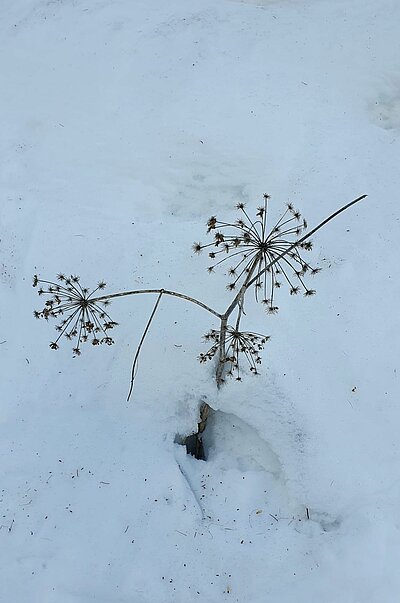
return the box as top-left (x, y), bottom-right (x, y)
top-left (91, 288), bottom-right (222, 319)
top-left (127, 290), bottom-right (164, 401)
top-left (245, 194), bottom-right (367, 292)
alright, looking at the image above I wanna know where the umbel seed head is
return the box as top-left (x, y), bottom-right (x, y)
top-left (193, 194), bottom-right (321, 311)
top-left (33, 274), bottom-right (118, 356)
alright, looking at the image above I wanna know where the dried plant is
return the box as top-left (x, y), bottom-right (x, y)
top-left (33, 274), bottom-right (118, 356)
top-left (194, 195), bottom-right (320, 313)
top-left (33, 194), bottom-right (366, 398)
top-left (200, 327), bottom-right (269, 381)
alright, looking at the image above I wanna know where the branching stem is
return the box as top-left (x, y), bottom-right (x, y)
top-left (97, 195), bottom-right (366, 388)
top-left (35, 194), bottom-right (366, 392)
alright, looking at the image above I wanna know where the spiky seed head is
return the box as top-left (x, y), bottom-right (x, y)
top-left (207, 216), bottom-right (217, 231)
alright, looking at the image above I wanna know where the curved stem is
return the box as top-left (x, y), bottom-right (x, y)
top-left (91, 288), bottom-right (222, 319)
top-left (127, 291), bottom-right (164, 401)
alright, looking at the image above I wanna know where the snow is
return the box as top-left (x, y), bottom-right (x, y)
top-left (1, 0), bottom-right (400, 601)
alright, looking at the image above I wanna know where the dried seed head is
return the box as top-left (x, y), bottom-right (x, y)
top-left (207, 216), bottom-right (217, 231)
top-left (199, 325), bottom-right (270, 381)
top-left (193, 196), bottom-right (320, 315)
top-left (33, 274), bottom-right (118, 357)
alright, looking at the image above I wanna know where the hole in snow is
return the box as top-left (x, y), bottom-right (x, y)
top-left (202, 409), bottom-right (283, 475)
top-left (175, 407), bottom-right (283, 475)
top-left (174, 432), bottom-right (206, 461)
top-left (174, 408), bottom-right (294, 523)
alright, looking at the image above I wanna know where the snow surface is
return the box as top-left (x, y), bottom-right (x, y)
top-left (1, 0), bottom-right (400, 601)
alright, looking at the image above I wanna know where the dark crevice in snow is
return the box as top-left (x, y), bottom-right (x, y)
top-left (175, 402), bottom-right (211, 461)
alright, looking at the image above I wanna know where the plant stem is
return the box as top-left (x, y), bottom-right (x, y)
top-left (216, 255), bottom-right (261, 385)
top-left (215, 316), bottom-right (228, 387)
top-left (127, 291), bottom-right (164, 401)
top-left (91, 288), bottom-right (222, 319)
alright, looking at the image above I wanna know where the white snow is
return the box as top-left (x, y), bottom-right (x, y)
top-left (1, 0), bottom-right (400, 601)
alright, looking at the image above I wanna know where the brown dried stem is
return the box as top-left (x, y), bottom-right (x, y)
top-left (91, 288), bottom-right (222, 319)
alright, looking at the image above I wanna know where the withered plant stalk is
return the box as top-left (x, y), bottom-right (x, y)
top-left (33, 194), bottom-right (366, 401)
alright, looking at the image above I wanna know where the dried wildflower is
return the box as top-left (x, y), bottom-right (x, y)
top-left (194, 195), bottom-right (321, 313)
top-left (33, 275), bottom-right (118, 356)
top-left (199, 326), bottom-right (270, 381)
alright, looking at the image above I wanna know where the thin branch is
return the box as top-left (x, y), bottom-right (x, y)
top-left (91, 288), bottom-right (222, 319)
top-left (127, 291), bottom-right (164, 402)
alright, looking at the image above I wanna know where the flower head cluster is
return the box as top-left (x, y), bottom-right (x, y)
top-left (33, 274), bottom-right (118, 356)
top-left (193, 195), bottom-right (321, 313)
top-left (199, 326), bottom-right (270, 381)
